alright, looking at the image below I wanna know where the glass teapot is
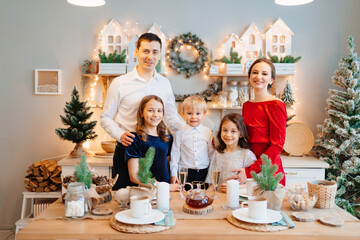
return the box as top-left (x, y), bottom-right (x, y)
top-left (183, 181), bottom-right (214, 208)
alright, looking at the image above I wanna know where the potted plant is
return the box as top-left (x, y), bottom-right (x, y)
top-left (55, 87), bottom-right (97, 158)
top-left (251, 154), bottom-right (285, 210)
top-left (132, 147), bottom-right (157, 199)
top-left (98, 49), bottom-right (127, 74)
top-left (216, 47), bottom-right (243, 74)
top-left (267, 52), bottom-right (301, 75)
top-left (82, 60), bottom-right (98, 74)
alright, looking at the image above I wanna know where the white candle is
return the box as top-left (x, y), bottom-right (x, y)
top-left (227, 180), bottom-right (240, 208)
top-left (156, 182), bottom-right (169, 211)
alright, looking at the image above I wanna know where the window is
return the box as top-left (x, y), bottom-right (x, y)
top-left (272, 35), bottom-right (278, 43)
top-left (116, 35), bottom-right (121, 43)
top-left (246, 51), bottom-right (251, 58)
top-left (232, 41), bottom-right (236, 48)
top-left (280, 35), bottom-right (286, 43)
top-left (253, 51), bottom-right (258, 58)
top-left (116, 46), bottom-right (121, 53)
top-left (108, 46), bottom-right (114, 53)
top-left (272, 45), bottom-right (278, 54)
top-left (280, 45), bottom-right (285, 53)
top-left (249, 34), bottom-right (255, 45)
top-left (108, 36), bottom-right (114, 43)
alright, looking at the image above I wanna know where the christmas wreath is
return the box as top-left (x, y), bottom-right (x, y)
top-left (167, 32), bottom-right (208, 78)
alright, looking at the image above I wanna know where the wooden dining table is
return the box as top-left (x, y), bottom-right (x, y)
top-left (16, 191), bottom-right (360, 240)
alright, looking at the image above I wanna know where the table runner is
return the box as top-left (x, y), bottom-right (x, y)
top-left (34, 191), bottom-right (358, 221)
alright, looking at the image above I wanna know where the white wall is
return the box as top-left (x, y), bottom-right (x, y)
top-left (1, 0), bottom-right (360, 229)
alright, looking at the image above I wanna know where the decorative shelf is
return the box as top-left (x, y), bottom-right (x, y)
top-left (208, 73), bottom-right (294, 77)
top-left (209, 73), bottom-right (247, 77)
top-left (208, 106), bottom-right (242, 110)
top-left (82, 73), bottom-right (123, 77)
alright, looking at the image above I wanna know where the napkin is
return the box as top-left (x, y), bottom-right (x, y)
top-left (154, 210), bottom-right (175, 227)
top-left (271, 211), bottom-right (295, 228)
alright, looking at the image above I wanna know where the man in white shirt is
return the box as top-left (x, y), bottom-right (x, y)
top-left (170, 96), bottom-right (214, 185)
top-left (101, 33), bottom-right (184, 189)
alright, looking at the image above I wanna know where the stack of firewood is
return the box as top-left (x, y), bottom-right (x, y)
top-left (24, 159), bottom-right (62, 192)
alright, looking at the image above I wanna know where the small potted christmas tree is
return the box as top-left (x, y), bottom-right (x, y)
top-left (281, 81), bottom-right (295, 108)
top-left (55, 87), bottom-right (97, 158)
top-left (130, 147), bottom-right (157, 199)
top-left (251, 154), bottom-right (285, 210)
top-left (137, 147), bottom-right (156, 185)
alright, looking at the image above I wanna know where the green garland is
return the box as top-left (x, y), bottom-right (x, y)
top-left (167, 32), bottom-right (208, 78)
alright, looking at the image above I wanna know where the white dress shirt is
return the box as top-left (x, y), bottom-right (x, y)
top-left (100, 68), bottom-right (185, 141)
top-left (170, 124), bottom-right (214, 177)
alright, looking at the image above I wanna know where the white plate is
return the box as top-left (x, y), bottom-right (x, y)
top-left (232, 208), bottom-right (282, 224)
top-left (239, 188), bottom-right (251, 198)
top-left (115, 209), bottom-right (165, 225)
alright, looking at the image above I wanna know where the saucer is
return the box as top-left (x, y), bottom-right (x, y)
top-left (232, 208), bottom-right (282, 224)
top-left (115, 209), bottom-right (165, 225)
top-left (239, 188), bottom-right (251, 198)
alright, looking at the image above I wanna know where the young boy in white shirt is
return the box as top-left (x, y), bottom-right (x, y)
top-left (170, 95), bottom-right (214, 184)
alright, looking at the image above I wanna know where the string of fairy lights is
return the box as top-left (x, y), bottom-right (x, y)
top-left (85, 19), bottom-right (298, 118)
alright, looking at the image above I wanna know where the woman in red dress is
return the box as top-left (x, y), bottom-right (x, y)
top-left (228, 58), bottom-right (287, 186)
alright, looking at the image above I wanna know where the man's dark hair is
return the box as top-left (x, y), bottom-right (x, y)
top-left (136, 33), bottom-right (162, 50)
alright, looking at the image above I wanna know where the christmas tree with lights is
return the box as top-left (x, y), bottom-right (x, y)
top-left (316, 36), bottom-right (360, 218)
top-left (55, 87), bottom-right (97, 158)
top-left (281, 81), bottom-right (295, 107)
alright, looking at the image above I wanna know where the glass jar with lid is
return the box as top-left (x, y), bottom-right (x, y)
top-left (238, 81), bottom-right (249, 106)
top-left (214, 91), bottom-right (228, 107)
top-left (227, 81), bottom-right (239, 107)
top-left (65, 182), bottom-right (86, 218)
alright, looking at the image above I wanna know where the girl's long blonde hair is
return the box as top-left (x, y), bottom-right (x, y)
top-left (136, 95), bottom-right (169, 142)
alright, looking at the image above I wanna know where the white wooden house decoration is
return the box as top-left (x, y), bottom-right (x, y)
top-left (240, 23), bottom-right (263, 61)
top-left (223, 33), bottom-right (246, 64)
top-left (245, 58), bottom-right (254, 75)
top-left (98, 18), bottom-right (129, 56)
top-left (126, 34), bottom-right (139, 72)
top-left (264, 18), bottom-right (293, 58)
top-left (147, 22), bottom-right (167, 73)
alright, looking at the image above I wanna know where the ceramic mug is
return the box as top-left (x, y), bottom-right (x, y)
top-left (241, 196), bottom-right (267, 220)
top-left (246, 178), bottom-right (257, 196)
top-left (130, 195), bottom-right (152, 218)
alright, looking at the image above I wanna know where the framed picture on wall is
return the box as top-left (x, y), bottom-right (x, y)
top-left (34, 69), bottom-right (62, 95)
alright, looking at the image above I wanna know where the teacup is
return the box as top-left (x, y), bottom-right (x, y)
top-left (130, 195), bottom-right (152, 218)
top-left (241, 196), bottom-right (267, 220)
top-left (246, 178), bottom-right (257, 196)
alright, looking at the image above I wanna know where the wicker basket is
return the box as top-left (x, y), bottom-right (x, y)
top-left (307, 180), bottom-right (337, 209)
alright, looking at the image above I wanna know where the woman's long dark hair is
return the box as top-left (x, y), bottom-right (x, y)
top-left (136, 95), bottom-right (169, 142)
top-left (216, 113), bottom-right (250, 153)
